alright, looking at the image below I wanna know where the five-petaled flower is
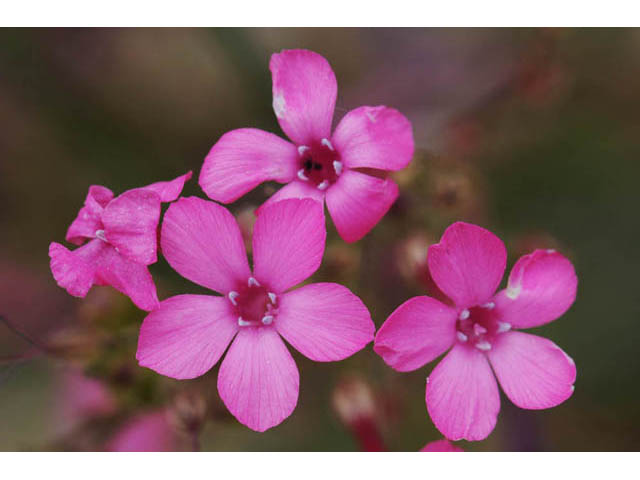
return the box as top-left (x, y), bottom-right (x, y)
top-left (49, 172), bottom-right (192, 311)
top-left (199, 49), bottom-right (414, 243)
top-left (136, 197), bottom-right (375, 432)
top-left (374, 222), bottom-right (577, 441)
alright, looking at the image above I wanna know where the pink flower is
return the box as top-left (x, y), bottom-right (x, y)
top-left (199, 49), bottom-right (414, 243)
top-left (374, 222), bottom-right (577, 441)
top-left (49, 172), bottom-right (192, 311)
top-left (136, 197), bottom-right (375, 432)
top-left (106, 410), bottom-right (175, 452)
top-left (421, 439), bottom-right (463, 452)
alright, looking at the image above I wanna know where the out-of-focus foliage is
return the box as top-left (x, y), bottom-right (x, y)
top-left (1, 28), bottom-right (639, 451)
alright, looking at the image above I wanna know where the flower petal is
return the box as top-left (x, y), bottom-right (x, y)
top-left (199, 129), bottom-right (298, 203)
top-left (161, 197), bottom-right (251, 294)
top-left (137, 295), bottom-right (237, 380)
top-left (420, 439), bottom-right (464, 452)
top-left (65, 185), bottom-right (114, 245)
top-left (253, 198), bottom-right (325, 293)
top-left (270, 49), bottom-right (337, 145)
top-left (217, 327), bottom-right (299, 432)
top-left (325, 170), bottom-right (398, 243)
top-left (276, 283), bottom-right (374, 362)
top-left (427, 222), bottom-right (507, 309)
top-left (49, 240), bottom-right (103, 297)
top-left (332, 106), bottom-right (414, 171)
top-left (488, 331), bottom-right (576, 410)
top-left (256, 179), bottom-right (326, 216)
top-left (139, 171), bottom-right (192, 203)
top-left (426, 344), bottom-right (500, 441)
top-left (50, 239), bottom-right (159, 311)
top-left (93, 245), bottom-right (159, 311)
top-left (494, 249), bottom-right (577, 329)
top-left (106, 410), bottom-right (175, 452)
top-left (374, 296), bottom-right (457, 372)
top-left (102, 189), bottom-right (162, 265)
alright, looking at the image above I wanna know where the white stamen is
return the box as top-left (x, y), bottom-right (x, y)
top-left (475, 341), bottom-right (492, 351)
top-left (457, 331), bottom-right (468, 342)
top-left (297, 169), bottom-right (309, 181)
top-left (248, 277), bottom-right (260, 287)
top-left (333, 160), bottom-right (343, 175)
top-left (473, 323), bottom-right (487, 336)
top-left (268, 292), bottom-right (277, 305)
top-left (547, 249), bottom-right (556, 254)
top-left (261, 315), bottom-right (273, 325)
top-left (317, 180), bottom-right (329, 191)
top-left (273, 93), bottom-right (286, 118)
top-left (228, 291), bottom-right (239, 306)
top-left (482, 302), bottom-right (495, 309)
top-left (238, 317), bottom-right (251, 327)
top-left (459, 309), bottom-right (470, 320)
top-left (321, 138), bottom-right (334, 151)
top-left (497, 322), bottom-right (511, 333)
top-left (570, 385), bottom-right (575, 392)
top-left (426, 376), bottom-right (429, 384)
top-left (298, 145), bottom-right (310, 156)
top-left (95, 229), bottom-right (107, 242)
top-left (506, 283), bottom-right (522, 300)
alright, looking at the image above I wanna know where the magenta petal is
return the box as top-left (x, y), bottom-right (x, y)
top-left (94, 245), bottom-right (159, 311)
top-left (494, 249), bottom-right (577, 329)
top-left (256, 180), bottom-right (326, 216)
top-left (137, 295), bottom-right (237, 379)
top-left (49, 240), bottom-right (103, 297)
top-left (276, 283), bottom-right (374, 362)
top-left (270, 49), bottom-right (337, 145)
top-left (161, 197), bottom-right (251, 294)
top-left (488, 331), bottom-right (576, 410)
top-left (421, 439), bottom-right (464, 452)
top-left (326, 170), bottom-right (398, 243)
top-left (65, 185), bottom-right (114, 245)
top-left (332, 106), bottom-right (414, 171)
top-left (217, 327), bottom-right (299, 432)
top-left (102, 189), bottom-right (161, 265)
top-left (374, 296), bottom-right (457, 372)
top-left (140, 171), bottom-right (193, 203)
top-left (106, 410), bottom-right (175, 452)
top-left (426, 344), bottom-right (500, 441)
top-left (428, 222), bottom-right (507, 309)
top-left (253, 198), bottom-right (326, 293)
top-left (200, 129), bottom-right (298, 203)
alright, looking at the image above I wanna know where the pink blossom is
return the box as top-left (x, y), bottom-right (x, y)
top-left (106, 410), bottom-right (175, 452)
top-left (374, 222), bottom-right (577, 441)
top-left (136, 198), bottom-right (375, 432)
top-left (199, 49), bottom-right (414, 243)
top-left (49, 172), bottom-right (192, 311)
top-left (421, 439), bottom-right (463, 452)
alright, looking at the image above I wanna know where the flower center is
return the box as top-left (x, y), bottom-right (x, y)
top-left (296, 138), bottom-right (343, 190)
top-left (455, 302), bottom-right (511, 352)
top-left (227, 277), bottom-right (278, 327)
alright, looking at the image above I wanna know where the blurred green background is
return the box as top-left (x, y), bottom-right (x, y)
top-left (0, 28), bottom-right (639, 451)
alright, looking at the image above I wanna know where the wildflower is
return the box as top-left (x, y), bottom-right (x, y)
top-left (49, 172), bottom-right (192, 311)
top-left (106, 410), bottom-right (176, 452)
top-left (421, 439), bottom-right (463, 452)
top-left (136, 198), bottom-right (375, 432)
top-left (199, 49), bottom-right (414, 243)
top-left (374, 222), bottom-right (577, 441)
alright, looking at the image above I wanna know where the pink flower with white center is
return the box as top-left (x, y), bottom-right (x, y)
top-left (49, 172), bottom-right (192, 311)
top-left (199, 49), bottom-right (414, 243)
top-left (374, 222), bottom-right (577, 441)
top-left (136, 197), bottom-right (375, 432)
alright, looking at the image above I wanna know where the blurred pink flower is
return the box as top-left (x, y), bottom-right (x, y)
top-left (421, 439), bottom-right (463, 452)
top-left (199, 49), bottom-right (414, 243)
top-left (136, 198), bottom-right (374, 432)
top-left (106, 410), bottom-right (175, 452)
top-left (56, 369), bottom-right (116, 431)
top-left (375, 222), bottom-right (577, 441)
top-left (49, 172), bottom-right (192, 311)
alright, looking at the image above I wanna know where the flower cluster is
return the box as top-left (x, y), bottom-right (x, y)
top-left (49, 49), bottom-right (577, 446)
